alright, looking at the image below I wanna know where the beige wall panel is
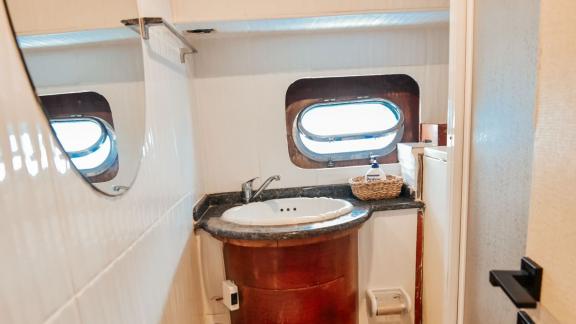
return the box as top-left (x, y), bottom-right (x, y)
top-left (526, 0), bottom-right (576, 322)
top-left (7, 0), bottom-right (137, 35)
top-left (161, 236), bottom-right (206, 324)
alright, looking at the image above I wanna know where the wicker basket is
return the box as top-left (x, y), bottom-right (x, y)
top-left (349, 175), bottom-right (403, 201)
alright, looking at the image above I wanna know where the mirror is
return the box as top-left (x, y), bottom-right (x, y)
top-left (4, 0), bottom-right (145, 195)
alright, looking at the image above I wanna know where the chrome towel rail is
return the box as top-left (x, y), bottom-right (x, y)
top-left (121, 17), bottom-right (197, 63)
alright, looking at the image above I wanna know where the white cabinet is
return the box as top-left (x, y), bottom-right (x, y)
top-left (422, 147), bottom-right (457, 324)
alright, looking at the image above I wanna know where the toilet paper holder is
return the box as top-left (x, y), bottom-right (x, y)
top-left (367, 288), bottom-right (411, 317)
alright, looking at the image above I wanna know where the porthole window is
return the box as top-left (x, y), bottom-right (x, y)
top-left (286, 75), bottom-right (420, 168)
top-left (39, 91), bottom-right (119, 182)
top-left (50, 117), bottom-right (117, 177)
top-left (295, 99), bottom-right (404, 160)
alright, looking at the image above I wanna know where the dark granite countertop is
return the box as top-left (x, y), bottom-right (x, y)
top-left (194, 184), bottom-right (424, 241)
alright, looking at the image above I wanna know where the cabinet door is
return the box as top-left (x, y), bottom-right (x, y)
top-left (224, 234), bottom-right (355, 289)
top-left (231, 278), bottom-right (357, 324)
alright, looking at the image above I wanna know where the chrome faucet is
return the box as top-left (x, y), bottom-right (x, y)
top-left (242, 175), bottom-right (281, 204)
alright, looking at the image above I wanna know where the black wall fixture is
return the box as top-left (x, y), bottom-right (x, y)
top-left (517, 311), bottom-right (535, 324)
top-left (489, 257), bottom-right (543, 308)
top-left (187, 28), bottom-right (215, 34)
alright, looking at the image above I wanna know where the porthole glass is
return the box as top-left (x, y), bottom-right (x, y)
top-left (50, 117), bottom-right (117, 178)
top-left (50, 118), bottom-right (106, 153)
top-left (294, 99), bottom-right (404, 161)
top-left (299, 101), bottom-right (401, 138)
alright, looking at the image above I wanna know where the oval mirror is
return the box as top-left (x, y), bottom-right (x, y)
top-left (4, 0), bottom-right (145, 195)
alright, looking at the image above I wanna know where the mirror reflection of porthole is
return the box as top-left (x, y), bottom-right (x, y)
top-left (4, 0), bottom-right (146, 195)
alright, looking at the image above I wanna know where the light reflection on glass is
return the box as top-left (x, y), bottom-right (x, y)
top-left (301, 102), bottom-right (399, 136)
top-left (8, 132), bottom-right (22, 171)
top-left (21, 132), bottom-right (39, 177)
top-left (51, 119), bottom-right (103, 152)
top-left (51, 137), bottom-right (69, 174)
top-left (12, 156), bottom-right (23, 171)
top-left (71, 136), bottom-right (112, 170)
top-left (0, 148), bottom-right (6, 182)
top-left (143, 131), bottom-right (153, 157)
top-left (299, 132), bottom-right (397, 154)
top-left (148, 132), bottom-right (154, 147)
top-left (9, 133), bottom-right (18, 152)
top-left (37, 127), bottom-right (49, 170)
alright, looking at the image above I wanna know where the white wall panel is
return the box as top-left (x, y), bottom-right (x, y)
top-left (358, 209), bottom-right (418, 324)
top-left (192, 26), bottom-right (448, 193)
top-left (171, 0), bottom-right (448, 24)
top-left (160, 234), bottom-right (209, 324)
top-left (0, 0), bottom-right (206, 322)
top-left (0, 4), bottom-right (76, 322)
top-left (44, 300), bottom-right (82, 324)
top-left (75, 195), bottom-right (195, 324)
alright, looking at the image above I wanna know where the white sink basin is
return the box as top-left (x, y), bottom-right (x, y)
top-left (221, 197), bottom-right (354, 226)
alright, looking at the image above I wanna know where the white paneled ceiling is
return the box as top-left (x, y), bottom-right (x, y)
top-left (16, 28), bottom-right (138, 49)
top-left (16, 10), bottom-right (449, 48)
top-left (180, 10), bottom-right (449, 36)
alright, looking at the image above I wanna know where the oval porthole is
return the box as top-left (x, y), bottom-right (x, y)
top-left (294, 99), bottom-right (405, 161)
top-left (50, 117), bottom-right (118, 178)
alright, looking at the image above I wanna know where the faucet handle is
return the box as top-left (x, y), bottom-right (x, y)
top-left (242, 177), bottom-right (259, 204)
top-left (242, 177), bottom-right (259, 189)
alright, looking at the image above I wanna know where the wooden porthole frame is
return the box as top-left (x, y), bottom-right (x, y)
top-left (285, 74), bottom-right (420, 169)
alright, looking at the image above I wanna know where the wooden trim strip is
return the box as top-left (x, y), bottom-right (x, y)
top-left (415, 209), bottom-right (424, 324)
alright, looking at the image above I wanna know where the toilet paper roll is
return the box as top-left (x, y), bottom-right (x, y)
top-left (376, 301), bottom-right (407, 316)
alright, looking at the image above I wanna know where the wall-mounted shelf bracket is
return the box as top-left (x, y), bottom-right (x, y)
top-left (489, 257), bottom-right (543, 308)
top-left (179, 48), bottom-right (195, 63)
top-left (121, 17), bottom-right (198, 63)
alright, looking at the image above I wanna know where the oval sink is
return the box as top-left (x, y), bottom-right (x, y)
top-left (221, 197), bottom-right (354, 226)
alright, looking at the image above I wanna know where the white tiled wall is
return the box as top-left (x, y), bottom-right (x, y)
top-left (0, 0), bottom-right (206, 323)
top-left (192, 25), bottom-right (449, 193)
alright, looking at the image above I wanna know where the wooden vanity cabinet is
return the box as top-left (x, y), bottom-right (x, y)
top-left (223, 230), bottom-right (359, 324)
